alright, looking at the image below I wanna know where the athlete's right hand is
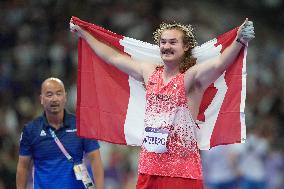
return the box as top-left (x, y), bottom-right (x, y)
top-left (237, 18), bottom-right (255, 44)
top-left (70, 21), bottom-right (78, 32)
top-left (70, 18), bottom-right (83, 34)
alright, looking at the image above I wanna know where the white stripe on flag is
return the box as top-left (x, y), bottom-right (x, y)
top-left (120, 37), bottom-right (161, 145)
top-left (196, 72), bottom-right (227, 150)
top-left (193, 39), bottom-right (227, 150)
top-left (124, 76), bottom-right (145, 145)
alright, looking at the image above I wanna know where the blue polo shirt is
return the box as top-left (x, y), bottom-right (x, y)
top-left (19, 111), bottom-right (100, 189)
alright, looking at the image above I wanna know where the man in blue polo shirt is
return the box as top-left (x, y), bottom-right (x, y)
top-left (16, 77), bottom-right (104, 189)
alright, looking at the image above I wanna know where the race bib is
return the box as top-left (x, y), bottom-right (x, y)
top-left (142, 127), bottom-right (168, 153)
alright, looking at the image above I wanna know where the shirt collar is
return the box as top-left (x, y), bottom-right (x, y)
top-left (42, 110), bottom-right (71, 129)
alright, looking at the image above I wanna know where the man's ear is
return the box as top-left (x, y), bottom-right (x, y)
top-left (64, 92), bottom-right (67, 103)
top-left (40, 95), bottom-right (43, 105)
top-left (184, 45), bottom-right (190, 52)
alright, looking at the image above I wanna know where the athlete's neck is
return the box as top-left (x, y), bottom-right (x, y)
top-left (46, 112), bottom-right (64, 130)
top-left (163, 62), bottom-right (180, 83)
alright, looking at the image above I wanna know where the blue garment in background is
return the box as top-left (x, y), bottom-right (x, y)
top-left (19, 111), bottom-right (100, 189)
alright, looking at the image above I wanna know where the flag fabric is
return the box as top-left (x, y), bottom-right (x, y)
top-left (72, 16), bottom-right (247, 150)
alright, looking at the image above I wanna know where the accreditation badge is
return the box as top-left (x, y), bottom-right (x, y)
top-left (142, 127), bottom-right (168, 153)
top-left (73, 163), bottom-right (95, 189)
top-left (73, 164), bottom-right (83, 180)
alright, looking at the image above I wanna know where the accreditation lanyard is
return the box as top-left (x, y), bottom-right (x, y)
top-left (49, 128), bottom-right (95, 189)
top-left (49, 128), bottom-right (73, 161)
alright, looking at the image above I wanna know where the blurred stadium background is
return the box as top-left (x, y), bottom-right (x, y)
top-left (0, 0), bottom-right (283, 188)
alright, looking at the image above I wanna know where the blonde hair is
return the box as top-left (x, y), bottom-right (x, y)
top-left (153, 22), bottom-right (198, 73)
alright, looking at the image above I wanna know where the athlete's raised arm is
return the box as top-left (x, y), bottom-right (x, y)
top-left (70, 21), bottom-right (146, 82)
top-left (185, 18), bottom-right (255, 92)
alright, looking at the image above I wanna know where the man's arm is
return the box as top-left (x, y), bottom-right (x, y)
top-left (70, 22), bottom-right (146, 82)
top-left (185, 19), bottom-right (255, 92)
top-left (16, 156), bottom-right (32, 189)
top-left (87, 150), bottom-right (104, 189)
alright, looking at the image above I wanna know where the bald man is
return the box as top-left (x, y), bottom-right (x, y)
top-left (16, 78), bottom-right (104, 189)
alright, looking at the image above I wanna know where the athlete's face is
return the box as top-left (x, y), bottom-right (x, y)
top-left (40, 80), bottom-right (66, 115)
top-left (159, 29), bottom-right (189, 64)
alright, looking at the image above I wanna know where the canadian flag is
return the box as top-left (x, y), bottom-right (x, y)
top-left (72, 17), bottom-right (247, 150)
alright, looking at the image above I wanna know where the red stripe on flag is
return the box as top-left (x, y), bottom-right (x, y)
top-left (74, 17), bottom-right (130, 144)
top-left (72, 16), bottom-right (124, 51)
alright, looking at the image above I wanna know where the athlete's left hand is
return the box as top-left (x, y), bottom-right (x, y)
top-left (237, 18), bottom-right (255, 43)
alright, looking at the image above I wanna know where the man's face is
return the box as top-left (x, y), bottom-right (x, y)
top-left (40, 80), bottom-right (66, 115)
top-left (159, 29), bottom-right (189, 63)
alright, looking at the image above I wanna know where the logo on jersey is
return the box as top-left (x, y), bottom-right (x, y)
top-left (19, 132), bottom-right (23, 141)
top-left (40, 130), bottom-right (47, 136)
top-left (66, 129), bottom-right (77, 133)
